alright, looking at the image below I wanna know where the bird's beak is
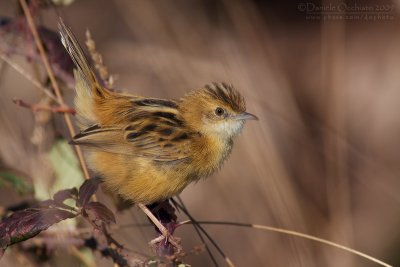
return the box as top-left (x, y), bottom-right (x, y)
top-left (234, 112), bottom-right (259, 121)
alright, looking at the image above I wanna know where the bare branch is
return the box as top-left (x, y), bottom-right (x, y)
top-left (13, 99), bottom-right (76, 115)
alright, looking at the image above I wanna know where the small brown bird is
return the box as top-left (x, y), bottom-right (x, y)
top-left (59, 21), bottom-right (257, 205)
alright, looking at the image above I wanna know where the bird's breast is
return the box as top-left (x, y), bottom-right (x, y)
top-left (190, 136), bottom-right (233, 179)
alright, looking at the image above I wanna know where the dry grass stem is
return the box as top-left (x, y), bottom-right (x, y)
top-left (178, 221), bottom-right (392, 267)
top-left (0, 53), bottom-right (59, 104)
top-left (85, 30), bottom-right (114, 89)
top-left (18, 0), bottom-right (90, 180)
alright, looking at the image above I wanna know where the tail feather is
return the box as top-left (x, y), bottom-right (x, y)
top-left (58, 19), bottom-right (96, 89)
top-left (58, 19), bottom-right (107, 128)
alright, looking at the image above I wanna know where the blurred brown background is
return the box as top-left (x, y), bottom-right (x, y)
top-left (1, 0), bottom-right (400, 266)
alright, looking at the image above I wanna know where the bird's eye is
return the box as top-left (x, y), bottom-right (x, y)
top-left (215, 107), bottom-right (225, 116)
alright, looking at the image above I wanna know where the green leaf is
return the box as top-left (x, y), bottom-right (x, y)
top-left (47, 139), bottom-right (85, 199)
top-left (45, 139), bottom-right (85, 230)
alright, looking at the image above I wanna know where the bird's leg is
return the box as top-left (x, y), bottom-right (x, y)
top-left (137, 202), bottom-right (182, 254)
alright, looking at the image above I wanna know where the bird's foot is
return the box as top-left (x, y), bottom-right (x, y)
top-left (137, 202), bottom-right (183, 257)
top-left (149, 223), bottom-right (182, 256)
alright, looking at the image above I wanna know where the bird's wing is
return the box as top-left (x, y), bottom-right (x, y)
top-left (71, 102), bottom-right (196, 162)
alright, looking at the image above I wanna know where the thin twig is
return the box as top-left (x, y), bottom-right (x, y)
top-left (13, 98), bottom-right (76, 114)
top-left (19, 0), bottom-right (90, 180)
top-left (176, 197), bottom-right (219, 267)
top-left (0, 45), bottom-right (75, 88)
top-left (178, 221), bottom-right (393, 267)
top-left (0, 53), bottom-right (60, 104)
top-left (171, 200), bottom-right (234, 267)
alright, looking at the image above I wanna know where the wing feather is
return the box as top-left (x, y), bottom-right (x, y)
top-left (71, 109), bottom-right (196, 162)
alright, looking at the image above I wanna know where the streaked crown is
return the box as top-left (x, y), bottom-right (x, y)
top-left (203, 82), bottom-right (246, 113)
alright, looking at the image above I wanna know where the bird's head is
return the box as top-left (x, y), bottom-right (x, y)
top-left (179, 83), bottom-right (258, 140)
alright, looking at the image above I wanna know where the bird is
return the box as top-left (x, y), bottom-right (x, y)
top-left (58, 20), bottom-right (258, 205)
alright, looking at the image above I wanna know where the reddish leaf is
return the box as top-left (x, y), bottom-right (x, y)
top-left (78, 179), bottom-right (102, 206)
top-left (53, 188), bottom-right (78, 203)
top-left (0, 208), bottom-right (76, 250)
top-left (82, 202), bottom-right (116, 228)
top-left (37, 197), bottom-right (73, 210)
top-left (38, 199), bottom-right (71, 211)
top-left (38, 199), bottom-right (58, 208)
